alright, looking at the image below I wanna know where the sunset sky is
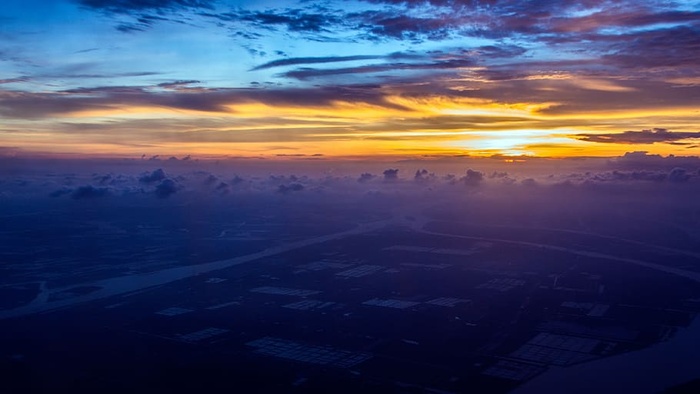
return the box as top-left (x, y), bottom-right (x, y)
top-left (1, 0), bottom-right (699, 158)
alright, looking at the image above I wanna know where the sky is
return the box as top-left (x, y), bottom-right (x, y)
top-left (1, 0), bottom-right (700, 159)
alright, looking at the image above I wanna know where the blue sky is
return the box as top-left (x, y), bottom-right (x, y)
top-left (1, 0), bottom-right (700, 157)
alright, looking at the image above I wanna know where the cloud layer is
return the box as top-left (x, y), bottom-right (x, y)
top-left (576, 129), bottom-right (700, 145)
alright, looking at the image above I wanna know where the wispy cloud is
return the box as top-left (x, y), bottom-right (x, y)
top-left (0, 77), bottom-right (28, 84)
top-left (251, 55), bottom-right (383, 71)
top-left (77, 0), bottom-right (214, 13)
top-left (575, 129), bottom-right (700, 145)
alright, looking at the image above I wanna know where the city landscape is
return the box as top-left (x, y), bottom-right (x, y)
top-left (2, 161), bottom-right (699, 393)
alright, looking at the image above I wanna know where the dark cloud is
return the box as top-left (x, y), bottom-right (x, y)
top-left (383, 168), bottom-right (399, 180)
top-left (600, 25), bottom-right (700, 69)
top-left (488, 171), bottom-right (516, 185)
top-left (112, 12), bottom-right (192, 32)
top-left (0, 77), bottom-right (28, 84)
top-left (277, 183), bottom-right (304, 194)
top-left (608, 151), bottom-right (700, 170)
top-left (0, 83), bottom-right (401, 119)
top-left (541, 9), bottom-right (700, 38)
top-left (414, 169), bottom-right (436, 182)
top-left (668, 168), bottom-right (691, 183)
top-left (251, 56), bottom-right (382, 71)
top-left (249, 11), bottom-right (335, 32)
top-left (231, 175), bottom-right (245, 185)
top-left (575, 128), bottom-right (700, 144)
top-left (157, 80), bottom-right (201, 90)
top-left (73, 48), bottom-right (100, 54)
top-left (358, 173), bottom-right (376, 183)
top-left (282, 57), bottom-right (475, 80)
top-left (467, 45), bottom-right (527, 59)
top-left (353, 11), bottom-right (461, 41)
top-left (463, 169), bottom-right (483, 186)
top-left (594, 170), bottom-right (667, 183)
top-left (2, 156), bottom-right (699, 211)
top-left (520, 178), bottom-right (538, 187)
top-left (349, 0), bottom-right (700, 68)
top-left (49, 188), bottom-right (72, 198)
top-left (32, 70), bottom-right (161, 80)
top-left (139, 168), bottom-right (167, 183)
top-left (561, 163), bottom-right (698, 184)
top-left (42, 0), bottom-right (700, 56)
top-left (208, 8), bottom-right (344, 35)
top-left (215, 181), bottom-right (230, 193)
top-left (203, 174), bottom-right (218, 185)
top-left (116, 22), bottom-right (149, 33)
top-left (275, 153), bottom-right (325, 158)
top-left (77, 0), bottom-right (214, 13)
top-left (93, 174), bottom-right (113, 185)
top-left (71, 185), bottom-right (109, 199)
top-left (77, 0), bottom-right (213, 32)
top-left (155, 178), bottom-right (179, 198)
top-left (354, 1), bottom-right (591, 39)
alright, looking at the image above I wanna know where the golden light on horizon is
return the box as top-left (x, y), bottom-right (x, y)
top-left (3, 87), bottom-right (699, 159)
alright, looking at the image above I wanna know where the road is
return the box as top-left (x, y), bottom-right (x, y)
top-left (0, 218), bottom-right (392, 320)
top-left (4, 215), bottom-right (699, 321)
top-left (415, 225), bottom-right (700, 283)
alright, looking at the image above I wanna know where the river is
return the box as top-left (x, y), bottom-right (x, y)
top-left (512, 316), bottom-right (700, 393)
